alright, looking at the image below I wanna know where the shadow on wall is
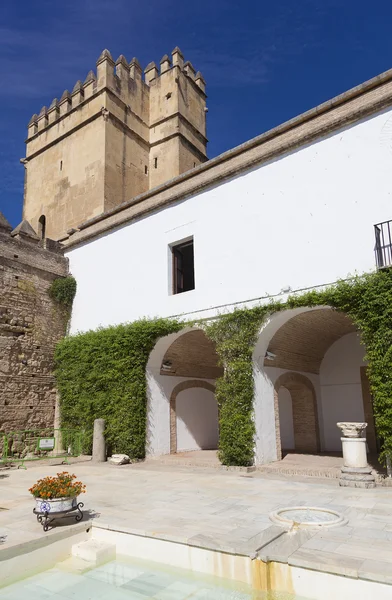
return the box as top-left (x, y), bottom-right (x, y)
top-left (145, 370), bottom-right (168, 457)
top-left (175, 386), bottom-right (219, 452)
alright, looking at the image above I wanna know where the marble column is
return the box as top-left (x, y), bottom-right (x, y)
top-left (337, 422), bottom-right (375, 488)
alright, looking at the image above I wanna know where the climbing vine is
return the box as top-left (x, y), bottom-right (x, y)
top-left (204, 306), bottom-right (277, 466)
top-left (54, 269), bottom-right (392, 466)
top-left (55, 318), bottom-right (182, 459)
top-left (48, 276), bottom-right (77, 307)
top-left (205, 269), bottom-right (392, 466)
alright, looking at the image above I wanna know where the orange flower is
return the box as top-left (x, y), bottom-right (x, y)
top-left (28, 472), bottom-right (86, 499)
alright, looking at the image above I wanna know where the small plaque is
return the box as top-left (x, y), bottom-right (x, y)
top-left (39, 438), bottom-right (55, 450)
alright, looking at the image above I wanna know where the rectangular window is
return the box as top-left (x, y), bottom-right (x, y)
top-left (171, 238), bottom-right (195, 294)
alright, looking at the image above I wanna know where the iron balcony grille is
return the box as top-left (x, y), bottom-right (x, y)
top-left (374, 221), bottom-right (392, 269)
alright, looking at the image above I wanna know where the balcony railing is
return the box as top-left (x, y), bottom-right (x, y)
top-left (374, 221), bottom-right (392, 269)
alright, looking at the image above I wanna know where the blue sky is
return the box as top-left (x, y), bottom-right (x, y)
top-left (1, 0), bottom-right (392, 227)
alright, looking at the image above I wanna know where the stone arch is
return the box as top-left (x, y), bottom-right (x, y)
top-left (252, 307), bottom-right (319, 465)
top-left (170, 380), bottom-right (216, 453)
top-left (274, 372), bottom-right (320, 454)
top-left (252, 306), bottom-right (364, 464)
top-left (145, 326), bottom-right (222, 458)
top-left (160, 330), bottom-right (222, 379)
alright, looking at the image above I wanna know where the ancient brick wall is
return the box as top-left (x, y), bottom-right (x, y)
top-left (0, 218), bottom-right (69, 437)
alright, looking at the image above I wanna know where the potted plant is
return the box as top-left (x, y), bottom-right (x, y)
top-left (29, 471), bottom-right (86, 514)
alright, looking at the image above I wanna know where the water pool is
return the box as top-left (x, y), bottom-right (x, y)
top-left (0, 556), bottom-right (311, 600)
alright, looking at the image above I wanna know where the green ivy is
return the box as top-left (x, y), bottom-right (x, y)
top-left (55, 269), bottom-right (392, 467)
top-left (49, 276), bottom-right (77, 307)
top-left (204, 307), bottom-right (275, 466)
top-left (205, 269), bottom-right (392, 466)
top-left (55, 318), bottom-right (182, 459)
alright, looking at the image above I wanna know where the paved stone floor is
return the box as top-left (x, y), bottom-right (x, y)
top-left (1, 460), bottom-right (392, 585)
top-left (147, 451), bottom-right (345, 474)
top-left (147, 451), bottom-right (388, 481)
top-left (146, 450), bottom-right (222, 469)
top-left (259, 452), bottom-right (387, 480)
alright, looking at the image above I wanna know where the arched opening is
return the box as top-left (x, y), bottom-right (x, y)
top-left (38, 215), bottom-right (46, 240)
top-left (170, 381), bottom-right (218, 452)
top-left (253, 307), bottom-right (377, 465)
top-left (146, 328), bottom-right (223, 458)
top-left (274, 372), bottom-right (320, 454)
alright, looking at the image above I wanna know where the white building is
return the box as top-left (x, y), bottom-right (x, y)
top-left (62, 68), bottom-right (392, 465)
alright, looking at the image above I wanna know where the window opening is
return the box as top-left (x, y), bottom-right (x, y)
top-left (154, 158), bottom-right (158, 169)
top-left (38, 215), bottom-right (46, 240)
top-left (172, 238), bottom-right (195, 294)
top-left (374, 222), bottom-right (392, 268)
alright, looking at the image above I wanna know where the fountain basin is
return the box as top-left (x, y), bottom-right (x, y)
top-left (270, 506), bottom-right (348, 529)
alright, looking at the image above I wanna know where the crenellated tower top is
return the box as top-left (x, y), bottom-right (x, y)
top-left (26, 46), bottom-right (206, 139)
top-left (23, 47), bottom-right (208, 241)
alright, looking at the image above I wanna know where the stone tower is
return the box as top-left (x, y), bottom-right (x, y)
top-left (22, 47), bottom-right (207, 241)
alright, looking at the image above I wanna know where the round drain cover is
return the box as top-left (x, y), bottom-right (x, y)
top-left (270, 506), bottom-right (347, 529)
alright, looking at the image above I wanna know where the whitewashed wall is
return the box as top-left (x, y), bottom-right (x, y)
top-left (319, 332), bottom-right (366, 451)
top-left (176, 388), bottom-right (218, 452)
top-left (67, 107), bottom-right (392, 333)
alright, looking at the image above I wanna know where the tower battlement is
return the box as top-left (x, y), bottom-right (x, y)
top-left (26, 48), bottom-right (206, 148)
top-left (23, 47), bottom-right (208, 241)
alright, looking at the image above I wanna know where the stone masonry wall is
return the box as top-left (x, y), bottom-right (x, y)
top-left (0, 222), bottom-right (69, 443)
top-left (23, 47), bottom-right (207, 241)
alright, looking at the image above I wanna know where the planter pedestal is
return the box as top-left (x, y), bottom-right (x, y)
top-left (337, 422), bottom-right (375, 489)
top-left (33, 497), bottom-right (84, 531)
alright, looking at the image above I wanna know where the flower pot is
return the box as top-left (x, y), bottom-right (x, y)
top-left (35, 496), bottom-right (78, 514)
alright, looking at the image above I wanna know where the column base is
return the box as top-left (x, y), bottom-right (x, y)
top-left (339, 465), bottom-right (376, 488)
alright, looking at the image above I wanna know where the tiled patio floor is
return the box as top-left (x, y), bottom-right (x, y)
top-left (1, 460), bottom-right (392, 585)
top-left (146, 451), bottom-right (388, 481)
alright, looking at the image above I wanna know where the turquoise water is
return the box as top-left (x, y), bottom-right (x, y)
top-left (0, 557), bottom-right (311, 599)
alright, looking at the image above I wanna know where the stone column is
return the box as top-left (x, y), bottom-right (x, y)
top-left (53, 392), bottom-right (64, 455)
top-left (337, 422), bottom-right (375, 488)
top-left (92, 419), bottom-right (106, 462)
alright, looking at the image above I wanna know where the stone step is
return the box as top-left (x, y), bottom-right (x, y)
top-left (71, 539), bottom-right (116, 567)
top-left (341, 466), bottom-right (374, 474)
top-left (56, 556), bottom-right (94, 574)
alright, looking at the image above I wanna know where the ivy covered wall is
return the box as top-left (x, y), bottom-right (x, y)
top-left (206, 269), bottom-right (392, 465)
top-left (55, 319), bottom-right (182, 458)
top-left (56, 269), bottom-right (392, 465)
